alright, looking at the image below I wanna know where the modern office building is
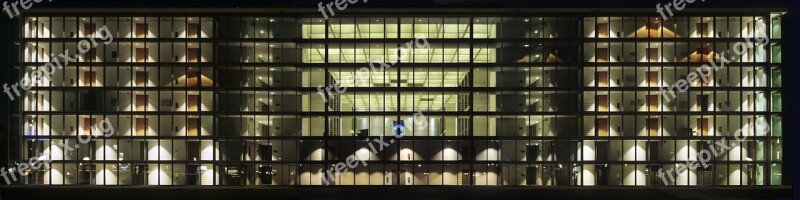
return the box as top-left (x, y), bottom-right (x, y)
top-left (4, 7), bottom-right (788, 187)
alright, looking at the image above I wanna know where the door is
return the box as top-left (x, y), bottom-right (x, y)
top-left (697, 95), bottom-right (709, 111)
top-left (461, 170), bottom-right (471, 185)
top-left (83, 118), bottom-right (96, 135)
top-left (188, 23), bottom-right (199, 38)
top-left (596, 95), bottom-right (608, 111)
top-left (596, 141), bottom-right (608, 161)
top-left (187, 165), bottom-right (199, 185)
top-left (135, 23), bottom-right (147, 38)
top-left (82, 49), bottom-right (95, 62)
top-left (596, 48), bottom-right (609, 62)
top-left (136, 95), bottom-right (147, 111)
top-left (188, 48), bottom-right (199, 62)
top-left (647, 95), bottom-right (659, 111)
top-left (697, 118), bottom-right (709, 136)
top-left (597, 118), bottom-right (608, 136)
top-left (597, 23), bottom-right (609, 38)
top-left (526, 167), bottom-right (537, 185)
top-left (259, 144), bottom-right (272, 161)
top-left (697, 23), bottom-right (709, 37)
top-left (135, 48), bottom-right (147, 62)
top-left (696, 48), bottom-right (709, 62)
top-left (38, 94), bottom-right (45, 111)
top-left (259, 165), bottom-right (273, 185)
top-left (136, 71), bottom-right (147, 87)
top-left (647, 21), bottom-right (661, 37)
top-left (646, 71), bottom-right (658, 86)
top-left (188, 141), bottom-right (200, 161)
top-left (649, 141), bottom-right (659, 161)
top-left (38, 22), bottom-right (44, 37)
top-left (188, 71), bottom-right (199, 87)
top-left (187, 118), bottom-right (198, 136)
top-left (39, 47), bottom-right (45, 62)
top-left (461, 146), bottom-right (474, 161)
top-left (596, 164), bottom-right (609, 185)
top-left (648, 118), bottom-right (659, 136)
top-left (746, 94), bottom-right (751, 111)
top-left (647, 48), bottom-right (659, 62)
top-left (188, 95), bottom-right (199, 111)
top-left (135, 118), bottom-right (146, 136)
top-left (83, 23), bottom-right (95, 37)
top-left (526, 145), bottom-right (540, 161)
top-left (596, 71), bottom-right (608, 87)
top-left (37, 117), bottom-right (44, 136)
top-left (82, 71), bottom-right (96, 86)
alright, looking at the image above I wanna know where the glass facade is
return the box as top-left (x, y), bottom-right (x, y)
top-left (8, 11), bottom-right (785, 186)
